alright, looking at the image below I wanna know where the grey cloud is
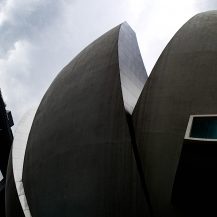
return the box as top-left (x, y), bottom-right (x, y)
top-left (0, 0), bottom-right (63, 57)
top-left (1, 0), bottom-right (217, 126)
top-left (0, 0), bottom-right (68, 123)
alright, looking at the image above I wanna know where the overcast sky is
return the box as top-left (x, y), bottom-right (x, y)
top-left (0, 0), bottom-right (217, 126)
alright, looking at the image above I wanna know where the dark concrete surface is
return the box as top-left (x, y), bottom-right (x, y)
top-left (22, 23), bottom-right (149, 217)
top-left (133, 11), bottom-right (217, 217)
top-left (172, 138), bottom-right (217, 216)
top-left (5, 151), bottom-right (25, 217)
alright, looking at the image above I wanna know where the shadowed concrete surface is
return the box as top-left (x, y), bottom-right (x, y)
top-left (22, 23), bottom-right (149, 217)
top-left (133, 11), bottom-right (217, 217)
top-left (172, 138), bottom-right (217, 216)
top-left (5, 152), bottom-right (25, 217)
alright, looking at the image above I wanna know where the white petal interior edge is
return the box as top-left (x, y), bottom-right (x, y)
top-left (12, 108), bottom-right (37, 217)
top-left (0, 170), bottom-right (3, 181)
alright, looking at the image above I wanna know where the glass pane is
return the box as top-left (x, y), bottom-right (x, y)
top-left (190, 116), bottom-right (217, 139)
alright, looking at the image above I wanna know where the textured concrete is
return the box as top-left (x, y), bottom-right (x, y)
top-left (22, 23), bottom-right (149, 217)
top-left (133, 11), bottom-right (217, 217)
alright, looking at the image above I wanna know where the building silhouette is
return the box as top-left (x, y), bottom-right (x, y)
top-left (0, 90), bottom-right (14, 216)
top-left (5, 11), bottom-right (217, 217)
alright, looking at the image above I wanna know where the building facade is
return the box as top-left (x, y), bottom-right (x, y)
top-left (5, 11), bottom-right (217, 217)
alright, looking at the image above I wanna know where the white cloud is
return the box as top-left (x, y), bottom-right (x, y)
top-left (134, 0), bottom-right (199, 73)
top-left (0, 40), bottom-right (35, 122)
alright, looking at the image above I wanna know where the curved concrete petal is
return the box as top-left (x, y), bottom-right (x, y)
top-left (7, 108), bottom-right (37, 217)
top-left (22, 23), bottom-right (149, 217)
top-left (133, 11), bottom-right (217, 217)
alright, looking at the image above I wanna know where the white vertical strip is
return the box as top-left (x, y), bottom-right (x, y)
top-left (12, 108), bottom-right (37, 217)
top-left (118, 22), bottom-right (147, 114)
top-left (0, 170), bottom-right (3, 181)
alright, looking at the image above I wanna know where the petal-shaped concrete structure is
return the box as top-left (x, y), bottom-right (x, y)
top-left (5, 109), bottom-right (36, 217)
top-left (22, 23), bottom-right (149, 217)
top-left (133, 11), bottom-right (217, 217)
top-left (6, 109), bottom-right (37, 217)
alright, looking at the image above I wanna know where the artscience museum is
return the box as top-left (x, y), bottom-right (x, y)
top-left (1, 11), bottom-right (217, 217)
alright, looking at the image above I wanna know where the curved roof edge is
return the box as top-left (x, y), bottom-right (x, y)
top-left (12, 108), bottom-right (37, 217)
top-left (118, 22), bottom-right (147, 114)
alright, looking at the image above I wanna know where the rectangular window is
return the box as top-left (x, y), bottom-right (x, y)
top-left (185, 115), bottom-right (217, 140)
top-left (190, 116), bottom-right (217, 139)
top-left (172, 114), bottom-right (217, 214)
